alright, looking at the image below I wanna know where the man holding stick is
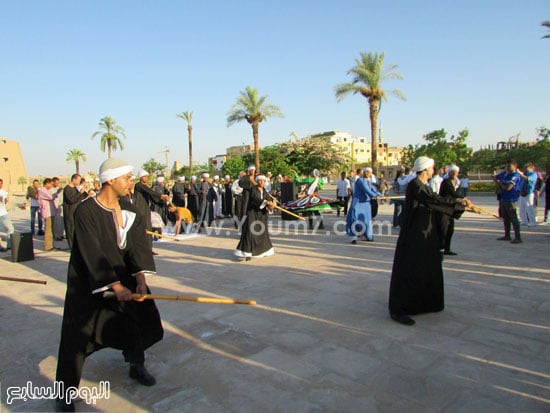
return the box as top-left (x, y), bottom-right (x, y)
top-left (389, 157), bottom-right (473, 326)
top-left (55, 159), bottom-right (163, 412)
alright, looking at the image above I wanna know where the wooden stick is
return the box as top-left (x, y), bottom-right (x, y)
top-left (384, 195), bottom-right (406, 200)
top-left (145, 230), bottom-right (180, 241)
top-left (0, 275), bottom-right (47, 285)
top-left (468, 205), bottom-right (501, 219)
top-left (271, 204), bottom-right (306, 220)
top-left (266, 192), bottom-right (280, 205)
top-left (104, 291), bottom-right (256, 305)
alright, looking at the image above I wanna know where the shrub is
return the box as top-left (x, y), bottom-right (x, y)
top-left (469, 182), bottom-right (497, 192)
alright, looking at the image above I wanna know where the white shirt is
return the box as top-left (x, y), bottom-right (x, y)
top-left (336, 178), bottom-right (351, 197)
top-left (429, 175), bottom-right (443, 194)
top-left (0, 189), bottom-right (8, 216)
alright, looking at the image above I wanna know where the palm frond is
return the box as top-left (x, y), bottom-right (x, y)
top-left (227, 86), bottom-right (283, 127)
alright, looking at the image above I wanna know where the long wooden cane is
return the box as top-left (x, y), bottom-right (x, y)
top-left (468, 205), bottom-right (501, 219)
top-left (271, 204), bottom-right (306, 220)
top-left (0, 275), bottom-right (47, 285)
top-left (384, 195), bottom-right (406, 200)
top-left (145, 230), bottom-right (180, 241)
top-left (265, 192), bottom-right (306, 220)
top-left (103, 291), bottom-right (256, 305)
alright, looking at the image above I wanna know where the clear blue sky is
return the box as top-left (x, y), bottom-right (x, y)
top-left (1, 0), bottom-right (549, 176)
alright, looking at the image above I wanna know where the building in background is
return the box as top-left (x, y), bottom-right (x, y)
top-left (0, 138), bottom-right (28, 194)
top-left (209, 154), bottom-right (227, 171)
top-left (307, 131), bottom-right (404, 176)
top-left (226, 144), bottom-right (254, 158)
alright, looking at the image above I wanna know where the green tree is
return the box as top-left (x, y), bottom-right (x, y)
top-left (222, 156), bottom-right (247, 178)
top-left (226, 86), bottom-right (284, 172)
top-left (66, 148), bottom-right (87, 175)
top-left (91, 116), bottom-right (126, 158)
top-left (400, 128), bottom-right (473, 173)
top-left (17, 176), bottom-right (27, 191)
top-left (142, 158), bottom-right (166, 177)
top-left (176, 110), bottom-right (194, 172)
top-left (279, 137), bottom-right (350, 175)
top-left (334, 52), bottom-right (406, 173)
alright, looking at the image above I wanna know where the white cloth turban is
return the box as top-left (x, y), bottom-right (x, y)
top-left (414, 156), bottom-right (435, 172)
top-left (99, 158), bottom-right (134, 183)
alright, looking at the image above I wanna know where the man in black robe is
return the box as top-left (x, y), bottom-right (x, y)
top-left (62, 173), bottom-right (89, 249)
top-left (223, 175), bottom-right (233, 217)
top-left (388, 157), bottom-right (472, 326)
top-left (152, 177), bottom-right (170, 225)
top-left (185, 175), bottom-right (200, 221)
top-left (236, 166), bottom-right (257, 229)
top-left (172, 176), bottom-right (186, 207)
top-left (231, 171), bottom-right (246, 228)
top-left (134, 170), bottom-right (169, 248)
top-left (55, 159), bottom-right (163, 412)
top-left (438, 165), bottom-right (462, 255)
top-left (234, 175), bottom-right (275, 260)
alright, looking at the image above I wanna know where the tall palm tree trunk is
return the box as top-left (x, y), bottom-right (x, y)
top-left (75, 161), bottom-right (80, 175)
top-left (369, 99), bottom-right (380, 173)
top-left (108, 144), bottom-right (112, 159)
top-left (188, 125), bottom-right (193, 172)
top-left (252, 122), bottom-right (260, 172)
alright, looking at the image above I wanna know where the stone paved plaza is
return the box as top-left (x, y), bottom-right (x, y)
top-left (0, 194), bottom-right (549, 412)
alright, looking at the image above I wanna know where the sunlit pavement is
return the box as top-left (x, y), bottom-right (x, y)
top-left (1, 193), bottom-right (549, 412)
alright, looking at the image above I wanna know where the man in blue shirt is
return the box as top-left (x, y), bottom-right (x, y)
top-left (346, 167), bottom-right (385, 243)
top-left (493, 159), bottom-right (522, 243)
top-left (518, 162), bottom-right (538, 226)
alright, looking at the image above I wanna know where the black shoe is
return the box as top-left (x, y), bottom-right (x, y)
top-left (351, 240), bottom-right (357, 245)
top-left (443, 251), bottom-right (457, 255)
top-left (0, 247), bottom-right (7, 252)
top-left (37, 230), bottom-right (45, 235)
top-left (129, 363), bottom-right (156, 386)
top-left (55, 398), bottom-right (75, 412)
top-left (390, 313), bottom-right (416, 326)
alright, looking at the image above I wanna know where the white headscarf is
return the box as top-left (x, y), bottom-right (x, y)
top-left (99, 158), bottom-right (134, 183)
top-left (414, 156), bottom-right (435, 172)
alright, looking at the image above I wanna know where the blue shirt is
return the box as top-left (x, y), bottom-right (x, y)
top-left (496, 171), bottom-right (521, 202)
top-left (524, 170), bottom-right (537, 194)
top-left (353, 177), bottom-right (383, 202)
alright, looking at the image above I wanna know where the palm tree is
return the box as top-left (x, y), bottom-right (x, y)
top-left (66, 149), bottom-right (87, 175)
top-left (91, 116), bottom-right (126, 158)
top-left (334, 52), bottom-right (406, 173)
top-left (227, 86), bottom-right (284, 172)
top-left (176, 110), bottom-right (194, 172)
top-left (542, 21), bottom-right (550, 39)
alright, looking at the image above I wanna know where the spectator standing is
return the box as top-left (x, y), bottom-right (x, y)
top-left (0, 178), bottom-right (15, 252)
top-left (26, 179), bottom-right (44, 235)
top-left (38, 178), bottom-right (62, 251)
top-left (459, 175), bottom-right (470, 197)
top-left (493, 160), bottom-right (522, 243)
top-left (540, 174), bottom-right (549, 225)
top-left (63, 174), bottom-right (89, 249)
top-left (518, 163), bottom-right (538, 227)
top-left (336, 171), bottom-right (351, 217)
